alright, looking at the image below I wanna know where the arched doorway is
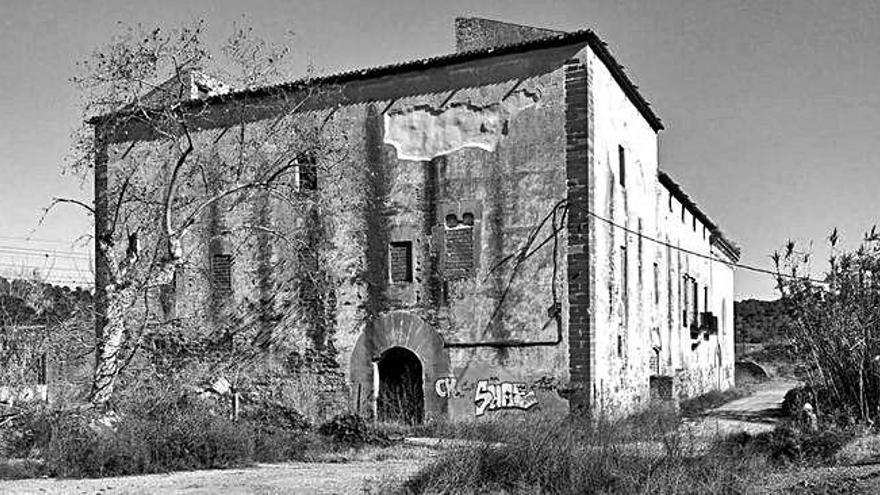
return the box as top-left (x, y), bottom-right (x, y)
top-left (377, 347), bottom-right (424, 424)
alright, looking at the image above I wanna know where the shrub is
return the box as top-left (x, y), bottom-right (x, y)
top-left (41, 402), bottom-right (255, 478)
top-left (775, 233), bottom-right (880, 425)
top-left (318, 413), bottom-right (390, 447)
top-left (402, 415), bottom-right (764, 494)
top-left (718, 422), bottom-right (854, 466)
top-left (0, 388), bottom-right (319, 478)
top-left (238, 399), bottom-right (314, 462)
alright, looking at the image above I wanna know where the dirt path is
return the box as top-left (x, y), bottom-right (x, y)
top-left (685, 379), bottom-right (800, 438)
top-left (0, 445), bottom-right (437, 495)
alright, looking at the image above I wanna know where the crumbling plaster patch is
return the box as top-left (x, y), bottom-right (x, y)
top-left (383, 89), bottom-right (540, 161)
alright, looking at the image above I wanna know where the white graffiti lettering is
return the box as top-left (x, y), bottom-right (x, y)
top-left (434, 376), bottom-right (458, 398)
top-left (474, 380), bottom-right (538, 416)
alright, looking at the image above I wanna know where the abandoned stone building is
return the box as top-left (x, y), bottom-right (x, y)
top-left (93, 18), bottom-right (739, 423)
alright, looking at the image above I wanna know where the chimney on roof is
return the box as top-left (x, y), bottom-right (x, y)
top-left (454, 17), bottom-right (565, 53)
top-left (141, 68), bottom-right (232, 107)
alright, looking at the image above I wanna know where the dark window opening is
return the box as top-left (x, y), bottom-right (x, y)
top-left (445, 214), bottom-right (459, 228)
top-left (389, 241), bottom-right (413, 283)
top-left (617, 335), bottom-right (623, 358)
top-left (668, 194), bottom-right (673, 212)
top-left (653, 262), bottom-right (660, 305)
top-left (621, 244), bottom-right (628, 321)
top-left (704, 286), bottom-right (709, 313)
top-left (618, 145), bottom-right (626, 188)
top-left (681, 205), bottom-right (686, 223)
top-left (295, 154), bottom-right (318, 191)
top-left (692, 215), bottom-right (696, 232)
top-left (377, 347), bottom-right (424, 424)
top-left (212, 253), bottom-right (233, 295)
top-left (682, 275), bottom-right (689, 326)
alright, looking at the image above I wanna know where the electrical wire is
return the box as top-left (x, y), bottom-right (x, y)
top-left (565, 202), bottom-right (827, 285)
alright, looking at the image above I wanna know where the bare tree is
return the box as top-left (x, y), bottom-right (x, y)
top-left (59, 20), bottom-right (345, 408)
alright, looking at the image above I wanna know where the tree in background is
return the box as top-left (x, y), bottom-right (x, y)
top-left (775, 228), bottom-right (880, 423)
top-left (0, 276), bottom-right (93, 404)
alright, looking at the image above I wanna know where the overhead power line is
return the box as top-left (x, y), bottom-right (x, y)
top-left (567, 203), bottom-right (827, 285)
top-left (0, 246), bottom-right (92, 260)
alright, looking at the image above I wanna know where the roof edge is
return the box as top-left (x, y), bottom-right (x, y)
top-left (658, 170), bottom-right (741, 262)
top-left (90, 27), bottom-right (664, 131)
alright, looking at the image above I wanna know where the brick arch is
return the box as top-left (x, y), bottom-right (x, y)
top-left (349, 311), bottom-right (450, 421)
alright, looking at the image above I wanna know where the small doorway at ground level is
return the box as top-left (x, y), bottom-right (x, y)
top-left (377, 347), bottom-right (424, 424)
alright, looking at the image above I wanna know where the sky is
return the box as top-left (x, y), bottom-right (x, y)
top-left (1, 0), bottom-right (879, 299)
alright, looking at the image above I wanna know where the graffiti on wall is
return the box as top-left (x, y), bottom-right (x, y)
top-left (434, 376), bottom-right (461, 398)
top-left (474, 380), bottom-right (538, 416)
top-left (435, 376), bottom-right (538, 416)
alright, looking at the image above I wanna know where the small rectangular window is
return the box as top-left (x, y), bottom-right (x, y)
top-left (389, 241), bottom-right (413, 283)
top-left (653, 262), bottom-right (660, 305)
top-left (212, 253), bottom-right (233, 295)
top-left (621, 244), bottom-right (628, 321)
top-left (692, 215), bottom-right (696, 232)
top-left (668, 194), bottom-right (673, 212)
top-left (704, 286), bottom-right (709, 313)
top-left (681, 205), bottom-right (686, 223)
top-left (682, 275), bottom-right (689, 326)
top-left (618, 145), bottom-right (626, 188)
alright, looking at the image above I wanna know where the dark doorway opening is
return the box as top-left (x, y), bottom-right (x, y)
top-left (377, 347), bottom-right (424, 424)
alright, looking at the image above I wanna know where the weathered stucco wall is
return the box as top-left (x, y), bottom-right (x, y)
top-left (584, 45), bottom-right (661, 416)
top-left (657, 183), bottom-right (737, 400)
top-left (97, 30), bottom-right (736, 424)
top-left (332, 54), bottom-right (573, 422)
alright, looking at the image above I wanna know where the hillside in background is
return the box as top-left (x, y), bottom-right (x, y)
top-left (734, 298), bottom-right (789, 344)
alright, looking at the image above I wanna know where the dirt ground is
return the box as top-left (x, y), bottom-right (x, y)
top-left (0, 444), bottom-right (439, 495)
top-left (0, 380), bottom-right (838, 495)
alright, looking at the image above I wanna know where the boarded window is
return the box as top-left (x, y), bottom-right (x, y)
top-left (295, 154), bottom-right (318, 191)
top-left (389, 241), bottom-right (413, 283)
top-left (212, 254), bottom-right (233, 295)
top-left (443, 213), bottom-right (476, 280)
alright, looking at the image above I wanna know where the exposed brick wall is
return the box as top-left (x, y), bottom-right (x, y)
top-left (565, 58), bottom-right (593, 409)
